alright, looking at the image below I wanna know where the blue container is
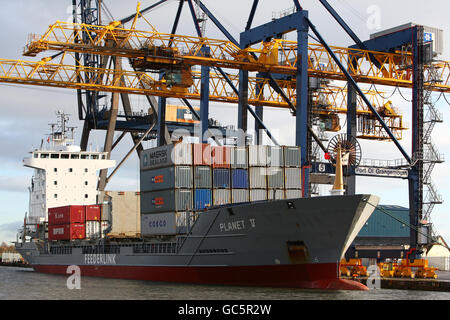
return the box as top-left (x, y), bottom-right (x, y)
top-left (232, 169), bottom-right (248, 189)
top-left (194, 189), bottom-right (212, 210)
top-left (213, 168), bottom-right (230, 188)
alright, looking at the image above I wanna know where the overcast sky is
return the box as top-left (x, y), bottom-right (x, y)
top-left (0, 0), bottom-right (449, 243)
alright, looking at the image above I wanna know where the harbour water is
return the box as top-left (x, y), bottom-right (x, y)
top-left (1, 266), bottom-right (449, 300)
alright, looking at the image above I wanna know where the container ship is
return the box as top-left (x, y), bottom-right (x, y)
top-left (15, 112), bottom-right (379, 290)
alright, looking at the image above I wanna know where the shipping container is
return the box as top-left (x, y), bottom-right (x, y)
top-left (165, 104), bottom-right (200, 124)
top-left (98, 191), bottom-right (140, 237)
top-left (48, 205), bottom-right (85, 226)
top-left (193, 143), bottom-right (211, 166)
top-left (267, 146), bottom-right (284, 167)
top-left (213, 189), bottom-right (231, 205)
top-left (285, 189), bottom-right (302, 199)
top-left (232, 189), bottom-right (249, 204)
top-left (268, 189), bottom-right (285, 200)
top-left (176, 211), bottom-right (187, 228)
top-left (285, 167), bottom-right (302, 189)
top-left (267, 167), bottom-right (284, 189)
top-left (141, 189), bottom-right (192, 214)
top-left (101, 220), bottom-right (111, 237)
top-left (231, 169), bottom-right (249, 189)
top-left (248, 145), bottom-right (268, 166)
top-left (213, 168), bottom-right (230, 188)
top-left (283, 146), bottom-right (301, 167)
top-left (85, 205), bottom-right (101, 221)
top-left (86, 220), bottom-right (101, 239)
top-left (140, 166), bottom-right (192, 191)
top-left (231, 146), bottom-right (248, 168)
top-left (141, 212), bottom-right (177, 236)
top-left (212, 146), bottom-right (231, 168)
top-left (48, 223), bottom-right (85, 241)
top-left (194, 189), bottom-right (212, 210)
top-left (141, 143), bottom-right (192, 170)
top-left (250, 189), bottom-right (267, 202)
top-left (194, 166), bottom-right (212, 188)
top-left (249, 167), bottom-right (267, 189)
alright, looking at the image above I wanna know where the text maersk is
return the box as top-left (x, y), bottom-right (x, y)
top-left (178, 304), bottom-right (271, 317)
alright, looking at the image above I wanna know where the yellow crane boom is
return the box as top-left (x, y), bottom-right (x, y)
top-left (21, 20), bottom-right (450, 92)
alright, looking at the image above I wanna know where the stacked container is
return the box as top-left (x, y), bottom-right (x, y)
top-left (193, 143), bottom-right (212, 210)
top-left (140, 143), bottom-right (194, 236)
top-left (48, 205), bottom-right (86, 241)
top-left (139, 143), bottom-right (303, 236)
top-left (85, 205), bottom-right (101, 239)
top-left (212, 146), bottom-right (231, 205)
top-left (230, 146), bottom-right (249, 203)
top-left (283, 146), bottom-right (302, 199)
top-left (267, 146), bottom-right (285, 200)
top-left (248, 145), bottom-right (267, 202)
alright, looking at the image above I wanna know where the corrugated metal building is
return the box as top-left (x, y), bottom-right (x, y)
top-left (345, 205), bottom-right (411, 260)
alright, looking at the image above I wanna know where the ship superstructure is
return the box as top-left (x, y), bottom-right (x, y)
top-left (23, 111), bottom-right (115, 225)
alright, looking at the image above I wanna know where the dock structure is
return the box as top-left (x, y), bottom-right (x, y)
top-left (344, 271), bottom-right (450, 292)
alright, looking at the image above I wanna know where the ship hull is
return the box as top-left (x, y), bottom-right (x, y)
top-left (17, 194), bottom-right (379, 291)
top-left (32, 263), bottom-right (366, 290)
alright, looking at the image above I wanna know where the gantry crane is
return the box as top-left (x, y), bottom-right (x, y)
top-left (0, 0), bottom-right (446, 258)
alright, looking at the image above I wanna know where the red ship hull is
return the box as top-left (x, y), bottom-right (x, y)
top-left (33, 262), bottom-right (367, 290)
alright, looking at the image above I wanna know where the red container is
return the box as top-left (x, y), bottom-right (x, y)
top-left (212, 146), bottom-right (231, 168)
top-left (85, 205), bottom-right (101, 221)
top-left (48, 205), bottom-right (85, 226)
top-left (48, 223), bottom-right (86, 241)
top-left (193, 143), bottom-right (211, 166)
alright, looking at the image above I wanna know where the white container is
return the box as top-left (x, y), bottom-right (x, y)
top-left (86, 220), bottom-right (101, 239)
top-left (250, 189), bottom-right (267, 202)
top-left (268, 189), bottom-right (285, 200)
top-left (267, 146), bottom-right (284, 167)
top-left (426, 257), bottom-right (450, 271)
top-left (249, 167), bottom-right (267, 189)
top-left (98, 191), bottom-right (140, 237)
top-left (232, 189), bottom-right (249, 204)
top-left (267, 167), bottom-right (284, 189)
top-left (176, 212), bottom-right (187, 228)
top-left (141, 212), bottom-right (177, 236)
top-left (285, 189), bottom-right (302, 199)
top-left (213, 189), bottom-right (231, 205)
top-left (248, 145), bottom-right (268, 166)
top-left (285, 167), bottom-right (302, 189)
top-left (194, 166), bottom-right (212, 188)
top-left (283, 146), bottom-right (301, 167)
top-left (100, 220), bottom-right (111, 237)
top-left (231, 146), bottom-right (248, 168)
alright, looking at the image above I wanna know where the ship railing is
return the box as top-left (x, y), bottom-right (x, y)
top-left (132, 242), bottom-right (178, 254)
